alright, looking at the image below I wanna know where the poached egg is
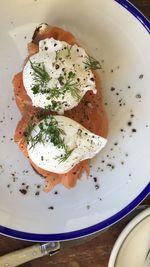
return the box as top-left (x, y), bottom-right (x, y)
top-left (27, 115), bottom-right (107, 174)
top-left (23, 38), bottom-right (97, 114)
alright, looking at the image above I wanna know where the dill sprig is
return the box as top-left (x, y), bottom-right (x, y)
top-left (46, 87), bottom-right (60, 100)
top-left (62, 71), bottom-right (81, 101)
top-left (23, 122), bottom-right (36, 144)
top-left (84, 55), bottom-right (101, 70)
top-left (46, 71), bottom-right (81, 103)
top-left (56, 147), bottom-right (74, 163)
top-left (45, 101), bottom-right (62, 112)
top-left (24, 116), bottom-right (74, 162)
top-left (30, 60), bottom-right (51, 94)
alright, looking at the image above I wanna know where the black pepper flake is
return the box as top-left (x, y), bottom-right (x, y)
top-left (55, 64), bottom-right (60, 69)
top-left (44, 46), bottom-right (48, 51)
top-left (110, 69), bottom-right (114, 73)
top-left (128, 85), bottom-right (131, 89)
top-left (54, 191), bottom-right (58, 195)
top-left (107, 163), bottom-right (115, 169)
top-left (114, 142), bottom-right (118, 146)
top-left (48, 206), bottom-right (54, 210)
top-left (101, 160), bottom-right (105, 163)
top-left (86, 205), bottom-right (90, 210)
top-left (93, 177), bottom-right (97, 183)
top-left (95, 184), bottom-right (100, 190)
top-left (7, 184), bottom-right (10, 188)
top-left (54, 43), bottom-right (57, 47)
top-left (139, 74), bottom-right (144, 79)
top-left (127, 121), bottom-right (132, 126)
top-left (132, 128), bottom-right (137, 133)
top-left (19, 189), bottom-right (27, 195)
top-left (90, 77), bottom-right (94, 81)
top-left (111, 87), bottom-right (115, 91)
top-left (35, 191), bottom-right (40, 196)
top-left (77, 48), bottom-right (79, 52)
top-left (120, 128), bottom-right (124, 132)
top-left (37, 184), bottom-right (41, 189)
top-left (136, 94), bottom-right (141, 99)
top-left (130, 114), bottom-right (134, 118)
top-left (41, 156), bottom-right (44, 161)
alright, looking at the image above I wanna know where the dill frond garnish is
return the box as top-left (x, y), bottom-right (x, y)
top-left (30, 60), bottom-right (51, 94)
top-left (62, 71), bottom-right (81, 101)
top-left (30, 60), bottom-right (80, 103)
top-left (46, 71), bottom-right (81, 103)
top-left (83, 55), bottom-right (101, 70)
top-left (23, 122), bottom-right (36, 144)
top-left (56, 147), bottom-right (74, 163)
top-left (45, 101), bottom-right (62, 112)
top-left (24, 116), bottom-right (74, 162)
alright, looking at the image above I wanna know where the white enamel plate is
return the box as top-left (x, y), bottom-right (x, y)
top-left (0, 0), bottom-right (149, 241)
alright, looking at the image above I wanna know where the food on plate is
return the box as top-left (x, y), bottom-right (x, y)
top-left (13, 24), bottom-right (108, 191)
top-left (15, 114), bottom-right (107, 191)
top-left (16, 114), bottom-right (107, 174)
top-left (23, 38), bottom-right (97, 114)
top-left (13, 24), bottom-right (101, 116)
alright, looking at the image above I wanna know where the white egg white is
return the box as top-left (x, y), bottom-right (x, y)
top-left (27, 115), bottom-right (107, 174)
top-left (23, 38), bottom-right (96, 114)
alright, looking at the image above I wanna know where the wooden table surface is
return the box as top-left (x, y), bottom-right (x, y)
top-left (0, 1), bottom-right (150, 267)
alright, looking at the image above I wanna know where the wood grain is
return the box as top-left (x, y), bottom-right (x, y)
top-left (0, 1), bottom-right (149, 266)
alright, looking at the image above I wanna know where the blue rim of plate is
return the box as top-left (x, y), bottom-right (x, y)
top-left (0, 0), bottom-right (150, 242)
top-left (0, 183), bottom-right (149, 241)
top-left (116, 0), bottom-right (150, 33)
